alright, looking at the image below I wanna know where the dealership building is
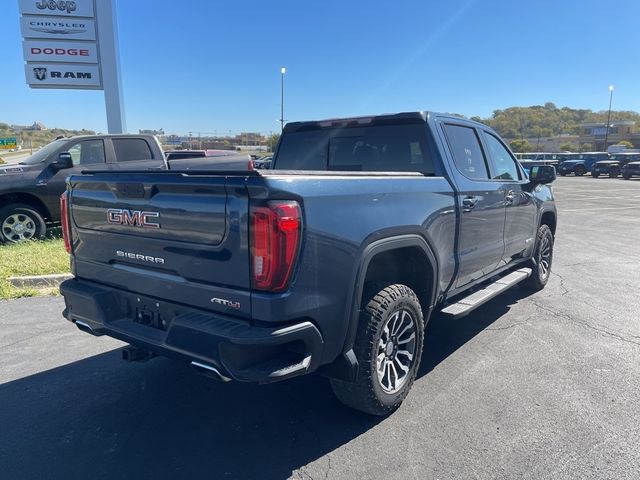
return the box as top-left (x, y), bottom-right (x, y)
top-left (578, 121), bottom-right (640, 150)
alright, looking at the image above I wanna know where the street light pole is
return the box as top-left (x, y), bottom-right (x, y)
top-left (280, 67), bottom-right (286, 132)
top-left (604, 85), bottom-right (614, 152)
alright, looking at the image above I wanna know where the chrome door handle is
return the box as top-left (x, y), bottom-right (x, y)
top-left (505, 191), bottom-right (515, 205)
top-left (462, 196), bottom-right (478, 210)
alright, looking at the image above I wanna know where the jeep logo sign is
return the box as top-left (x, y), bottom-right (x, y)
top-left (19, 0), bottom-right (94, 17)
top-left (36, 0), bottom-right (77, 14)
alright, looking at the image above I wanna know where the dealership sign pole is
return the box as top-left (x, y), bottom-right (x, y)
top-left (18, 0), bottom-right (126, 133)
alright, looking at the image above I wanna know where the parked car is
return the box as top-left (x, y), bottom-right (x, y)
top-left (0, 139), bottom-right (253, 243)
top-left (591, 160), bottom-right (623, 178)
top-left (60, 111), bottom-right (557, 415)
top-left (622, 161), bottom-right (640, 179)
top-left (165, 149), bottom-right (237, 160)
top-left (253, 155), bottom-right (273, 169)
top-left (557, 152), bottom-right (609, 176)
top-left (165, 149), bottom-right (254, 171)
top-left (0, 134), bottom-right (166, 243)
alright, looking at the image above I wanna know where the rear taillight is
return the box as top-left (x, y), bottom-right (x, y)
top-left (250, 201), bottom-right (301, 291)
top-left (60, 191), bottom-right (72, 253)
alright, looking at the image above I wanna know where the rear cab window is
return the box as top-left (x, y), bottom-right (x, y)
top-left (112, 138), bottom-right (154, 162)
top-left (274, 123), bottom-right (436, 174)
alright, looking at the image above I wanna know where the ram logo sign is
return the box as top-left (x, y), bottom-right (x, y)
top-left (107, 209), bottom-right (160, 229)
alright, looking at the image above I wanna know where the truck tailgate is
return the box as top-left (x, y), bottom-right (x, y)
top-left (68, 172), bottom-right (251, 317)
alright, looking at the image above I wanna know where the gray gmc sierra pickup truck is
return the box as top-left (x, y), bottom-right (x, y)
top-left (60, 112), bottom-right (557, 415)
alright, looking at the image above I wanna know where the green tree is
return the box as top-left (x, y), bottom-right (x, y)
top-left (580, 143), bottom-right (595, 152)
top-left (559, 143), bottom-right (579, 152)
top-left (510, 139), bottom-right (534, 153)
top-left (267, 133), bottom-right (280, 152)
top-left (617, 140), bottom-right (634, 149)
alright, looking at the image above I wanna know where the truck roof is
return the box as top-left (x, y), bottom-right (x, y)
top-left (283, 111), bottom-right (489, 133)
top-left (55, 133), bottom-right (158, 141)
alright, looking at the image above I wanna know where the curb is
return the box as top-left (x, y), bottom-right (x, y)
top-left (8, 273), bottom-right (73, 289)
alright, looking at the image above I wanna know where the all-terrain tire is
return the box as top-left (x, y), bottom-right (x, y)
top-left (520, 224), bottom-right (554, 291)
top-left (0, 204), bottom-right (47, 243)
top-left (330, 284), bottom-right (424, 416)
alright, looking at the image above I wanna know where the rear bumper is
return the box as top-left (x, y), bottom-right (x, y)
top-left (60, 279), bottom-right (324, 383)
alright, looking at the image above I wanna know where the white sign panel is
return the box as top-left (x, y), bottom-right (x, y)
top-left (22, 40), bottom-right (98, 63)
top-left (25, 62), bottom-right (102, 89)
top-left (18, 0), bottom-right (95, 18)
top-left (20, 15), bottom-right (96, 41)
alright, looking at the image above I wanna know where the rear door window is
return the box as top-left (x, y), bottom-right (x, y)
top-left (112, 138), bottom-right (154, 162)
top-left (443, 124), bottom-right (489, 180)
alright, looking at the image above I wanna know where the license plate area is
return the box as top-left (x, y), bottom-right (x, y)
top-left (133, 298), bottom-right (171, 331)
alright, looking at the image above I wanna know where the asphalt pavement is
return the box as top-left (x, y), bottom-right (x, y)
top-left (1, 176), bottom-right (639, 479)
top-left (0, 150), bottom-right (32, 164)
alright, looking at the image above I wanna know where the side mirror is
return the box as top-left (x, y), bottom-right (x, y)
top-left (529, 165), bottom-right (556, 185)
top-left (52, 152), bottom-right (73, 171)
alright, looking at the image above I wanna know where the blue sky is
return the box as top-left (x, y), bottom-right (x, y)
top-left (2, 0), bottom-right (639, 134)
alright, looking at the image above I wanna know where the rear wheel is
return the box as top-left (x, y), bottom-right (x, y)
top-left (623, 173), bottom-right (631, 180)
top-left (330, 284), bottom-right (424, 416)
top-left (591, 172), bottom-right (599, 178)
top-left (609, 168), bottom-right (620, 178)
top-left (520, 224), bottom-right (554, 291)
top-left (0, 204), bottom-right (47, 243)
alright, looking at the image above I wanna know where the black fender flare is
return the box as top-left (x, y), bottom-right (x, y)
top-left (336, 234), bottom-right (439, 374)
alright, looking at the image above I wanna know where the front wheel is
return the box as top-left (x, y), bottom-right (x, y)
top-left (623, 173), bottom-right (631, 180)
top-left (0, 204), bottom-right (47, 243)
top-left (575, 166), bottom-right (586, 176)
top-left (609, 169), bottom-right (620, 178)
top-left (591, 172), bottom-right (599, 178)
top-left (521, 224), bottom-right (554, 291)
top-left (330, 284), bottom-right (424, 416)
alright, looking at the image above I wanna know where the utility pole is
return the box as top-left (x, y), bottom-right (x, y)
top-left (604, 85), bottom-right (614, 152)
top-left (280, 67), bottom-right (286, 132)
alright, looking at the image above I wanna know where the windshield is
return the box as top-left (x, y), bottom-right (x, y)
top-left (19, 139), bottom-right (67, 165)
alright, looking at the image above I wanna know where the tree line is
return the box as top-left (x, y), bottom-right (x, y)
top-left (470, 102), bottom-right (640, 139)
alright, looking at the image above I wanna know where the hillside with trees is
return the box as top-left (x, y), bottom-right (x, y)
top-left (470, 103), bottom-right (640, 139)
top-left (0, 122), bottom-right (96, 150)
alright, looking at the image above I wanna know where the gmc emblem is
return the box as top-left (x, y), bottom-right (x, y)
top-left (107, 209), bottom-right (160, 228)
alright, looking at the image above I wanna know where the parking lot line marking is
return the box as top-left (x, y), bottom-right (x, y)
top-left (560, 206), bottom-right (640, 212)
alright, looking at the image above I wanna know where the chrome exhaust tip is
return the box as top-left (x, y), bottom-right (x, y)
top-left (190, 361), bottom-right (232, 382)
top-left (74, 320), bottom-right (94, 334)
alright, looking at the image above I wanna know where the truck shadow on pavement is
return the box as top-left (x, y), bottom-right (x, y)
top-left (0, 288), bottom-right (530, 480)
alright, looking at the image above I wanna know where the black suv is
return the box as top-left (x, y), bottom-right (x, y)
top-left (622, 161), bottom-right (640, 179)
top-left (591, 160), bottom-right (622, 178)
